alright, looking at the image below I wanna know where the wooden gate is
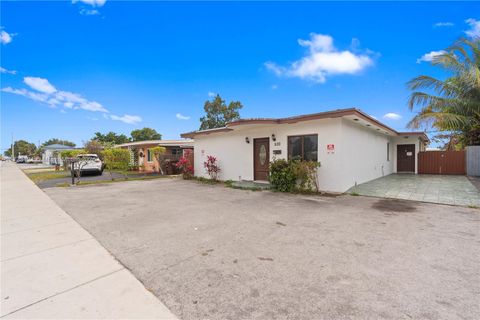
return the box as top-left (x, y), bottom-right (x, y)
top-left (418, 151), bottom-right (466, 175)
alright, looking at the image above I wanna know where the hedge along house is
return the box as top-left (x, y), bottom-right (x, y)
top-left (182, 108), bottom-right (429, 193)
top-left (117, 139), bottom-right (194, 174)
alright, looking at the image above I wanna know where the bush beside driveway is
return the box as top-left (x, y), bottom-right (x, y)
top-left (45, 179), bottom-right (480, 320)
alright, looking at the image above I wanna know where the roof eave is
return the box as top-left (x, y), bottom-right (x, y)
top-left (179, 108), bottom-right (427, 140)
top-left (181, 127), bottom-right (233, 138)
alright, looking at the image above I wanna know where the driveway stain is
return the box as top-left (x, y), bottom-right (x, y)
top-left (201, 249), bottom-right (214, 256)
top-left (372, 199), bottom-right (417, 212)
top-left (257, 257), bottom-right (274, 261)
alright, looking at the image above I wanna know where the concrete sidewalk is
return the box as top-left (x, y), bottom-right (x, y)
top-left (0, 163), bottom-right (177, 319)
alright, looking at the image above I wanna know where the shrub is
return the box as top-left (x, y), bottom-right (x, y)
top-left (269, 158), bottom-right (321, 192)
top-left (59, 149), bottom-right (86, 159)
top-left (176, 149), bottom-right (194, 179)
top-left (203, 155), bottom-right (220, 180)
top-left (60, 149), bottom-right (86, 171)
top-left (269, 158), bottom-right (297, 192)
top-left (102, 148), bottom-right (131, 179)
top-left (292, 160), bottom-right (321, 192)
top-left (149, 146), bottom-right (167, 174)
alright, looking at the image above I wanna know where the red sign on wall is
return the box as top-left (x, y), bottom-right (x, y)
top-left (327, 144), bottom-right (335, 151)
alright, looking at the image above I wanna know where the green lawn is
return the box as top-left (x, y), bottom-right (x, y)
top-left (27, 171), bottom-right (71, 183)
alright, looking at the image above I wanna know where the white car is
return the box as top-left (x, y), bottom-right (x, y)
top-left (73, 154), bottom-right (103, 176)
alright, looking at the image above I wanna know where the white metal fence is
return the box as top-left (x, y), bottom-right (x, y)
top-left (466, 146), bottom-right (480, 176)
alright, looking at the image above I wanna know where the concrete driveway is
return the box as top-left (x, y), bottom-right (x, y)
top-left (45, 179), bottom-right (480, 320)
top-left (348, 174), bottom-right (480, 207)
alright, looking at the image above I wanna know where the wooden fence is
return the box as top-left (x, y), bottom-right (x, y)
top-left (418, 151), bottom-right (466, 175)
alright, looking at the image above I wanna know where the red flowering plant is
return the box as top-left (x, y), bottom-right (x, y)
top-left (175, 150), bottom-right (194, 179)
top-left (203, 155), bottom-right (221, 181)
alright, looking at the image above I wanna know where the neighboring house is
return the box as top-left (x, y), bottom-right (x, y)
top-left (42, 144), bottom-right (76, 165)
top-left (117, 140), bottom-right (194, 173)
top-left (182, 108), bottom-right (429, 193)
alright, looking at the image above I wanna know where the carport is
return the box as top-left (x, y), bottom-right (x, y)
top-left (348, 174), bottom-right (480, 206)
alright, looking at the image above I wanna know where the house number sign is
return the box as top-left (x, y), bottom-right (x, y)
top-left (274, 142), bottom-right (281, 147)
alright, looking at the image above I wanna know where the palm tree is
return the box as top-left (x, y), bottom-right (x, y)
top-left (407, 38), bottom-right (480, 148)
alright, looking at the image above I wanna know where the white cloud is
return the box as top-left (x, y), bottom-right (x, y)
top-left (3, 75), bottom-right (142, 122)
top-left (24, 77), bottom-right (57, 94)
top-left (79, 8), bottom-right (100, 15)
top-left (383, 113), bottom-right (402, 120)
top-left (0, 67), bottom-right (17, 75)
top-left (0, 30), bottom-right (13, 44)
top-left (416, 50), bottom-right (446, 64)
top-left (465, 18), bottom-right (480, 38)
top-left (264, 62), bottom-right (285, 76)
top-left (265, 33), bottom-right (374, 83)
top-left (208, 92), bottom-right (216, 97)
top-left (109, 114), bottom-right (142, 125)
top-left (72, 0), bottom-right (106, 7)
top-left (176, 113), bottom-right (190, 120)
top-left (1, 87), bottom-right (51, 104)
top-left (3, 76), bottom-right (108, 113)
top-left (434, 22), bottom-right (454, 27)
top-left (73, 0), bottom-right (106, 15)
top-left (271, 84), bottom-right (278, 90)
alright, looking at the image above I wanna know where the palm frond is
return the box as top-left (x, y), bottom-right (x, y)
top-left (407, 111), bottom-right (472, 130)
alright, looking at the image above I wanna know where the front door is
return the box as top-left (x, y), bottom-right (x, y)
top-left (138, 148), bottom-right (144, 167)
top-left (397, 144), bottom-right (415, 172)
top-left (254, 138), bottom-right (270, 181)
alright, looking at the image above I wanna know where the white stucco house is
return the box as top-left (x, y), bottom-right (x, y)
top-left (42, 144), bottom-right (76, 165)
top-left (182, 108), bottom-right (429, 193)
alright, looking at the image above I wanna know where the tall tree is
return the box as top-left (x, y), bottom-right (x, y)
top-left (407, 38), bottom-right (480, 148)
top-left (92, 132), bottom-right (130, 145)
top-left (42, 138), bottom-right (76, 147)
top-left (199, 94), bottom-right (243, 130)
top-left (5, 140), bottom-right (37, 158)
top-left (84, 140), bottom-right (105, 158)
top-left (130, 128), bottom-right (162, 141)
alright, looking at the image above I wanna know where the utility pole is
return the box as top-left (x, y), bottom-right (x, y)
top-left (11, 133), bottom-right (14, 160)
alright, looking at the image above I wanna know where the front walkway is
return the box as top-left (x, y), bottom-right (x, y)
top-left (348, 174), bottom-right (480, 207)
top-left (0, 163), bottom-right (176, 319)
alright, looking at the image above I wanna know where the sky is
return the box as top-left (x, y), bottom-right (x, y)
top-left (1, 1), bottom-right (479, 151)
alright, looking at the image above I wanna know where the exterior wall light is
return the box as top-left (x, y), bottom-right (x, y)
top-left (271, 134), bottom-right (276, 141)
top-left (245, 137), bottom-right (250, 144)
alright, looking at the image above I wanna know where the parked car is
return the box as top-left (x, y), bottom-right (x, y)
top-left (73, 154), bottom-right (103, 176)
top-left (16, 156), bottom-right (28, 163)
